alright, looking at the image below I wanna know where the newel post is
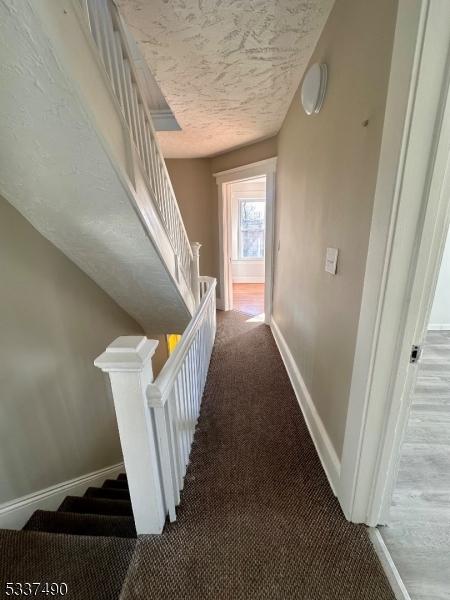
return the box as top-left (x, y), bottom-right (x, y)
top-left (94, 336), bottom-right (166, 534)
top-left (190, 242), bottom-right (202, 307)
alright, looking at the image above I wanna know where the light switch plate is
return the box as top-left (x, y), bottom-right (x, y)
top-left (325, 247), bottom-right (338, 275)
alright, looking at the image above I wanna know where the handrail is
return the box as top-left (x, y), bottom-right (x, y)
top-left (94, 275), bottom-right (216, 533)
top-left (147, 277), bottom-right (216, 408)
top-left (82, 0), bottom-right (193, 288)
top-left (146, 275), bottom-right (216, 522)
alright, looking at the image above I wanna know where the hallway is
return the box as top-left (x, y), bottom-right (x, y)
top-left (120, 311), bottom-right (394, 599)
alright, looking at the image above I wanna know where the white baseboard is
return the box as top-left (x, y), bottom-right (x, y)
top-left (368, 528), bottom-right (411, 600)
top-left (428, 323), bottom-right (450, 331)
top-left (0, 462), bottom-right (124, 530)
top-left (270, 318), bottom-right (341, 495)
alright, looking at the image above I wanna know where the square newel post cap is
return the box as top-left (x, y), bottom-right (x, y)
top-left (94, 336), bottom-right (159, 373)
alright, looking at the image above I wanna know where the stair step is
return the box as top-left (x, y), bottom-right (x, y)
top-left (23, 510), bottom-right (136, 538)
top-left (0, 529), bottom-right (135, 600)
top-left (58, 495), bottom-right (133, 516)
top-left (0, 529), bottom-right (136, 600)
top-left (117, 473), bottom-right (127, 482)
top-left (84, 486), bottom-right (130, 501)
top-left (102, 478), bottom-right (129, 490)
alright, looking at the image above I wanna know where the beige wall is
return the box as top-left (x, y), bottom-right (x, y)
top-left (166, 158), bottom-right (216, 278)
top-left (152, 335), bottom-right (170, 376)
top-left (273, 0), bottom-right (398, 458)
top-left (0, 196), bottom-right (143, 504)
top-left (210, 136), bottom-right (277, 174)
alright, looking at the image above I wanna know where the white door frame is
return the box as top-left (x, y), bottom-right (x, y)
top-left (213, 157), bottom-right (277, 324)
top-left (339, 0), bottom-right (450, 526)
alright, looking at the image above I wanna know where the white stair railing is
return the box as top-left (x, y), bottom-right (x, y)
top-left (81, 0), bottom-right (193, 289)
top-left (147, 276), bottom-right (216, 522)
top-left (94, 276), bottom-right (216, 533)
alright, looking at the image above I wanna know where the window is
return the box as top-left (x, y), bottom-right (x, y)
top-left (238, 199), bottom-right (265, 260)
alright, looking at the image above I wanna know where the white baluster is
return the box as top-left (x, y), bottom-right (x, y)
top-left (180, 365), bottom-right (190, 465)
top-left (190, 242), bottom-right (201, 307)
top-left (173, 378), bottom-right (187, 486)
top-left (98, 1), bottom-right (119, 96)
top-left (166, 392), bottom-right (182, 498)
top-left (131, 85), bottom-right (145, 163)
top-left (147, 385), bottom-right (177, 521)
top-left (113, 32), bottom-right (131, 125)
top-left (85, 0), bottom-right (195, 292)
top-left (123, 60), bottom-right (139, 149)
top-left (94, 336), bottom-right (165, 534)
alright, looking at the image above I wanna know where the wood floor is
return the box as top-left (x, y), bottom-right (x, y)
top-left (232, 283), bottom-right (264, 317)
top-left (380, 330), bottom-right (450, 600)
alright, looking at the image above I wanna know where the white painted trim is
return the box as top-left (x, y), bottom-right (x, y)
top-left (368, 528), bottom-right (411, 600)
top-left (216, 181), bottom-right (231, 311)
top-left (213, 157), bottom-right (277, 182)
top-left (216, 160), bottom-right (276, 324)
top-left (339, 0), bottom-right (450, 525)
top-left (427, 323), bottom-right (450, 331)
top-left (264, 170), bottom-right (276, 325)
top-left (95, 337), bottom-right (166, 534)
top-left (339, 0), bottom-right (427, 523)
top-left (373, 57), bottom-right (450, 527)
top-left (0, 462), bottom-right (124, 530)
top-left (271, 318), bottom-right (341, 495)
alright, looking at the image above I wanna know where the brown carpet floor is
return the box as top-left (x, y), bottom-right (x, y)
top-left (120, 311), bottom-right (395, 600)
top-left (0, 474), bottom-right (136, 600)
top-left (0, 530), bottom-right (135, 600)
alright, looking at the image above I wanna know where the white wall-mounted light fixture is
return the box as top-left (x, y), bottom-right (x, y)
top-left (301, 63), bottom-right (328, 115)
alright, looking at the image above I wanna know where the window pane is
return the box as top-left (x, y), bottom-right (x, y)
top-left (239, 200), bottom-right (265, 259)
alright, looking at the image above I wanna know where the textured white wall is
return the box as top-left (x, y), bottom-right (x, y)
top-left (429, 228), bottom-right (450, 329)
top-left (0, 0), bottom-right (192, 334)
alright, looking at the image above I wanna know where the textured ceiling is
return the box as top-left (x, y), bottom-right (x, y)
top-left (117, 0), bottom-right (334, 158)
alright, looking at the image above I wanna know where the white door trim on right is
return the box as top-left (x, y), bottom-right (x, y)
top-left (214, 157), bottom-right (277, 323)
top-left (339, 0), bottom-right (450, 526)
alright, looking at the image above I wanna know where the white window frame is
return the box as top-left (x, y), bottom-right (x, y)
top-left (238, 197), bottom-right (266, 261)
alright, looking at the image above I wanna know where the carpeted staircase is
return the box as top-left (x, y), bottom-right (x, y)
top-left (0, 473), bottom-right (136, 600)
top-left (24, 474), bottom-right (135, 538)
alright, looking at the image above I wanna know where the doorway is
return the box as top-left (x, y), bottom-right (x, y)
top-left (229, 177), bottom-right (266, 318)
top-left (336, 0), bottom-right (450, 594)
top-left (213, 158), bottom-right (277, 324)
top-left (380, 224), bottom-right (450, 597)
